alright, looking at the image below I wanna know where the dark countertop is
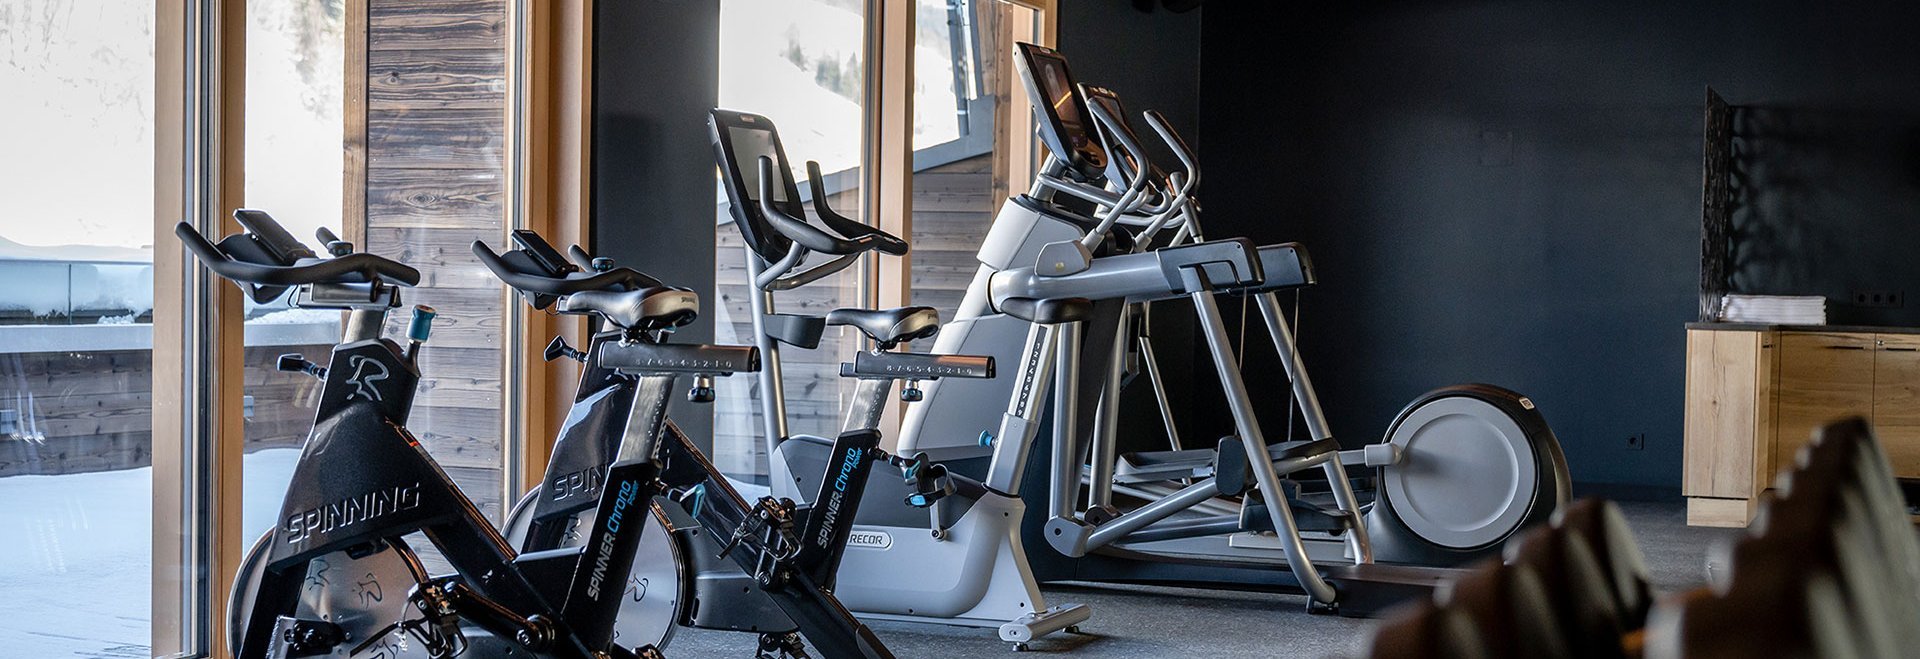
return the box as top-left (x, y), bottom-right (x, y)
top-left (1686, 322), bottom-right (1920, 335)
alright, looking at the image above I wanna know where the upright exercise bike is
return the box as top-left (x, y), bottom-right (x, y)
top-left (707, 109), bottom-right (1092, 649)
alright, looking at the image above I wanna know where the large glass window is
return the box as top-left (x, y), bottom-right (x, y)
top-left (0, 1), bottom-right (158, 654)
top-left (910, 0), bottom-right (1039, 320)
top-left (712, 0), bottom-right (869, 480)
top-left (240, 0), bottom-right (345, 544)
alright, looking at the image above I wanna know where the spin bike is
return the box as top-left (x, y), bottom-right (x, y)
top-left (189, 211), bottom-right (872, 658)
top-left (472, 230), bottom-right (934, 658)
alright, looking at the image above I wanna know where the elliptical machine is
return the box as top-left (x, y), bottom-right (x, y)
top-left (889, 43), bottom-right (1569, 616)
top-left (1068, 79), bottom-right (1570, 568)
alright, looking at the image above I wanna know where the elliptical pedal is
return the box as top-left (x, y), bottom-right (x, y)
top-left (1240, 482), bottom-right (1359, 535)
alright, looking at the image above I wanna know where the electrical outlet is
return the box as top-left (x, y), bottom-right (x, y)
top-left (1851, 290), bottom-right (1904, 308)
top-left (1626, 433), bottom-right (1645, 451)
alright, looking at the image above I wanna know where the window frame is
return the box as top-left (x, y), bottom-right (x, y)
top-left (152, 1), bottom-right (248, 657)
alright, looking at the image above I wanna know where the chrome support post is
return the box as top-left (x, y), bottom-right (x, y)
top-left (744, 251), bottom-right (789, 458)
top-left (985, 323), bottom-right (1056, 494)
top-left (1086, 319), bottom-right (1126, 509)
top-left (1254, 291), bottom-right (1370, 561)
top-left (1183, 269), bottom-right (1338, 606)
top-left (343, 308), bottom-right (386, 343)
top-left (1049, 321), bottom-right (1084, 522)
top-left (841, 377), bottom-right (893, 433)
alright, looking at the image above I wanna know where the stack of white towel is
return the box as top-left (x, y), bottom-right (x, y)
top-left (1719, 294), bottom-right (1827, 325)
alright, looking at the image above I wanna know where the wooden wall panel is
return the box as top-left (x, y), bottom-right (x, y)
top-left (1, 345), bottom-right (326, 477)
top-left (368, 0), bottom-right (506, 51)
top-left (362, 0), bottom-right (509, 517)
top-left (366, 108), bottom-right (505, 170)
top-left (364, 169), bottom-right (503, 229)
top-left (369, 47), bottom-right (508, 110)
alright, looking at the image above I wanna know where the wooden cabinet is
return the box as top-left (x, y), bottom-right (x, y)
top-left (1684, 327), bottom-right (1919, 526)
top-left (1874, 334), bottom-right (1920, 477)
top-left (1774, 332), bottom-right (1875, 470)
top-left (1683, 330), bottom-right (1776, 526)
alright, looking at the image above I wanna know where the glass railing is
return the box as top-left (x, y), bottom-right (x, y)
top-left (0, 258), bottom-right (154, 326)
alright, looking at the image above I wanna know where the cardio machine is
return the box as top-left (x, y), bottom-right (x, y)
top-left (471, 231), bottom-right (914, 658)
top-left (192, 211), bottom-right (877, 658)
top-left (892, 42), bottom-right (1568, 615)
top-left (1073, 78), bottom-right (1569, 567)
top-left (702, 109), bottom-right (1091, 650)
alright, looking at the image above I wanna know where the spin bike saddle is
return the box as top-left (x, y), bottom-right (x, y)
top-left (561, 287), bottom-right (701, 331)
top-left (826, 306), bottom-right (940, 347)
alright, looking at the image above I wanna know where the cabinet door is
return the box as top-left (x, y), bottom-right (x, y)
top-left (1776, 332), bottom-right (1876, 468)
top-left (1874, 334), bottom-right (1920, 478)
top-left (1684, 330), bottom-right (1775, 499)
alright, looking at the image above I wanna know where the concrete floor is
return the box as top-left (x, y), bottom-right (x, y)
top-left (668, 500), bottom-right (1739, 658)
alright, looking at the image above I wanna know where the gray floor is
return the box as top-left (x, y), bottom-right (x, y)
top-left (668, 500), bottom-right (1739, 658)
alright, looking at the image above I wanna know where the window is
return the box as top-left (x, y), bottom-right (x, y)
top-left (240, 0), bottom-right (345, 544)
top-left (0, 1), bottom-right (158, 654)
top-left (910, 0), bottom-right (1041, 320)
top-left (712, 0), bottom-right (869, 480)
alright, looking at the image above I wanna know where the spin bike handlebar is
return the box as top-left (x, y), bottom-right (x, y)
top-left (175, 218), bottom-right (421, 289)
top-left (470, 241), bottom-right (658, 296)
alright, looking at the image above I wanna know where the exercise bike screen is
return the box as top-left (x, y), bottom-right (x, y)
top-left (726, 126), bottom-right (789, 204)
top-left (1031, 55), bottom-right (1091, 151)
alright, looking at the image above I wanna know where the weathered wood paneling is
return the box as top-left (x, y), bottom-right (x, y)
top-left (365, 226), bottom-right (503, 288)
top-left (362, 0), bottom-right (508, 506)
top-left (0, 344), bottom-right (329, 477)
top-left (369, 47), bottom-right (506, 110)
top-left (366, 168), bottom-right (503, 229)
top-left (368, 0), bottom-right (506, 52)
top-left (367, 108), bottom-right (503, 170)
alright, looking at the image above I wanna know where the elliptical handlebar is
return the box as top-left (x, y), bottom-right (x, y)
top-left (1076, 100), bottom-right (1156, 251)
top-left (1143, 110), bottom-right (1200, 193)
top-left (175, 218), bottom-right (421, 289)
top-left (752, 156), bottom-right (912, 291)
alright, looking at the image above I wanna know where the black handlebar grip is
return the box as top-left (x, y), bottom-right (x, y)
top-left (757, 157), bottom-right (876, 256)
top-left (567, 244), bottom-right (596, 271)
top-left (803, 161), bottom-right (909, 256)
top-left (470, 240), bottom-right (655, 295)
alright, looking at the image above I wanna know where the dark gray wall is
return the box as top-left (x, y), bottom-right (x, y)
top-left (1058, 0), bottom-right (1203, 178)
top-left (592, 0), bottom-right (721, 444)
top-left (1197, 1), bottom-right (1920, 489)
top-left (1056, 1), bottom-right (1212, 454)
